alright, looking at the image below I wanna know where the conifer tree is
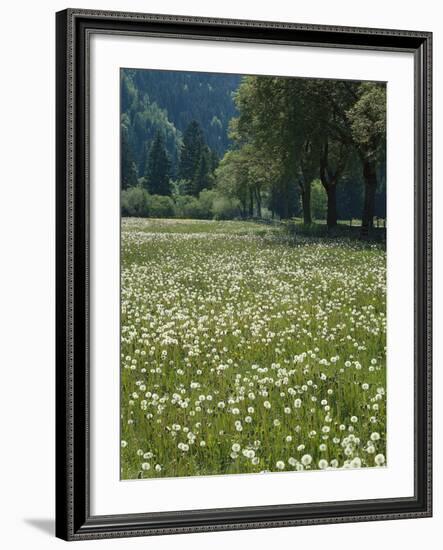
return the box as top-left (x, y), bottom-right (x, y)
top-left (179, 121), bottom-right (205, 195)
top-left (193, 146), bottom-right (214, 194)
top-left (145, 131), bottom-right (171, 195)
top-left (121, 125), bottom-right (138, 189)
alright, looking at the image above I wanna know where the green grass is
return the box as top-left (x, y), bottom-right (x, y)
top-left (120, 218), bottom-right (387, 479)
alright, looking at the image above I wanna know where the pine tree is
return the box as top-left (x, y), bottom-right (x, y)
top-left (193, 147), bottom-right (214, 194)
top-left (144, 131), bottom-right (171, 195)
top-left (179, 121), bottom-right (205, 194)
top-left (121, 126), bottom-right (138, 190)
top-left (179, 121), bottom-right (217, 196)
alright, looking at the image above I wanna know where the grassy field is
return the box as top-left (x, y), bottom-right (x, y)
top-left (120, 218), bottom-right (387, 479)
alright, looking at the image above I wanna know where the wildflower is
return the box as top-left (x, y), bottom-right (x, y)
top-left (375, 454), bottom-right (385, 466)
top-left (301, 454), bottom-right (312, 466)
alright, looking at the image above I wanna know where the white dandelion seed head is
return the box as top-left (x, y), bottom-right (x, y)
top-left (375, 454), bottom-right (385, 466)
top-left (301, 454), bottom-right (312, 466)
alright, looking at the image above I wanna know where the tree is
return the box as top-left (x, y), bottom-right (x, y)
top-left (178, 120), bottom-right (217, 196)
top-left (347, 83), bottom-right (386, 236)
top-left (215, 143), bottom-right (279, 218)
top-left (121, 116), bottom-right (138, 190)
top-left (179, 120), bottom-right (205, 194)
top-left (215, 149), bottom-right (249, 217)
top-left (121, 187), bottom-right (149, 217)
top-left (319, 137), bottom-right (348, 227)
top-left (302, 80), bottom-right (358, 227)
top-left (233, 77), bottom-right (301, 219)
top-left (297, 139), bottom-right (318, 224)
top-left (311, 179), bottom-right (327, 220)
top-left (233, 76), bottom-right (322, 221)
top-left (192, 146), bottom-right (214, 194)
top-left (144, 131), bottom-right (171, 196)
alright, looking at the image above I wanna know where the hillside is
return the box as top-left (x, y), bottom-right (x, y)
top-left (121, 68), bottom-right (241, 178)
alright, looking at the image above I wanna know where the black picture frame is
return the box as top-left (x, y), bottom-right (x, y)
top-left (55, 8), bottom-right (432, 541)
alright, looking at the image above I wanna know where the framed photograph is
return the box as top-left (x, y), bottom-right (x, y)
top-left (55, 8), bottom-right (432, 541)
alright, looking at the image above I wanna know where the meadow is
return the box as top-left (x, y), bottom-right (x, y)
top-left (120, 218), bottom-right (386, 479)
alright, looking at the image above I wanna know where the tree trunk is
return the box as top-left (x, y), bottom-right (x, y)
top-left (301, 181), bottom-right (312, 225)
top-left (240, 197), bottom-right (247, 219)
top-left (254, 186), bottom-right (262, 218)
top-left (281, 179), bottom-right (289, 220)
top-left (326, 184), bottom-right (338, 228)
top-left (361, 160), bottom-right (377, 237)
top-left (248, 187), bottom-right (254, 218)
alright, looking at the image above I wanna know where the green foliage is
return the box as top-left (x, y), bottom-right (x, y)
top-left (120, 188), bottom-right (177, 219)
top-left (121, 118), bottom-right (138, 189)
top-left (228, 76), bottom-right (386, 225)
top-left (198, 189), bottom-right (217, 217)
top-left (145, 131), bottom-right (171, 196)
top-left (311, 179), bottom-right (327, 220)
top-left (174, 190), bottom-right (215, 219)
top-left (347, 82), bottom-right (386, 162)
top-left (121, 71), bottom-right (182, 177)
top-left (120, 69), bottom-right (240, 179)
top-left (179, 120), bottom-right (205, 182)
top-left (212, 195), bottom-right (241, 220)
top-left (178, 121), bottom-right (216, 196)
top-left (121, 187), bottom-right (149, 217)
top-left (147, 194), bottom-right (175, 218)
top-left (121, 187), bottom-right (239, 221)
top-left (174, 195), bottom-right (205, 219)
top-left (193, 147), bottom-right (215, 193)
top-left (346, 83), bottom-right (387, 232)
top-left (121, 68), bottom-right (386, 228)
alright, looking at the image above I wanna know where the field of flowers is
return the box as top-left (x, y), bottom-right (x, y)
top-left (120, 218), bottom-right (386, 479)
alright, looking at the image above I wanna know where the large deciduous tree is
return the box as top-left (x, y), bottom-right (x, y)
top-left (232, 76), bottom-right (356, 224)
top-left (346, 82), bottom-right (386, 236)
top-left (319, 137), bottom-right (348, 227)
top-left (308, 80), bottom-right (358, 228)
top-left (232, 76), bottom-right (303, 219)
